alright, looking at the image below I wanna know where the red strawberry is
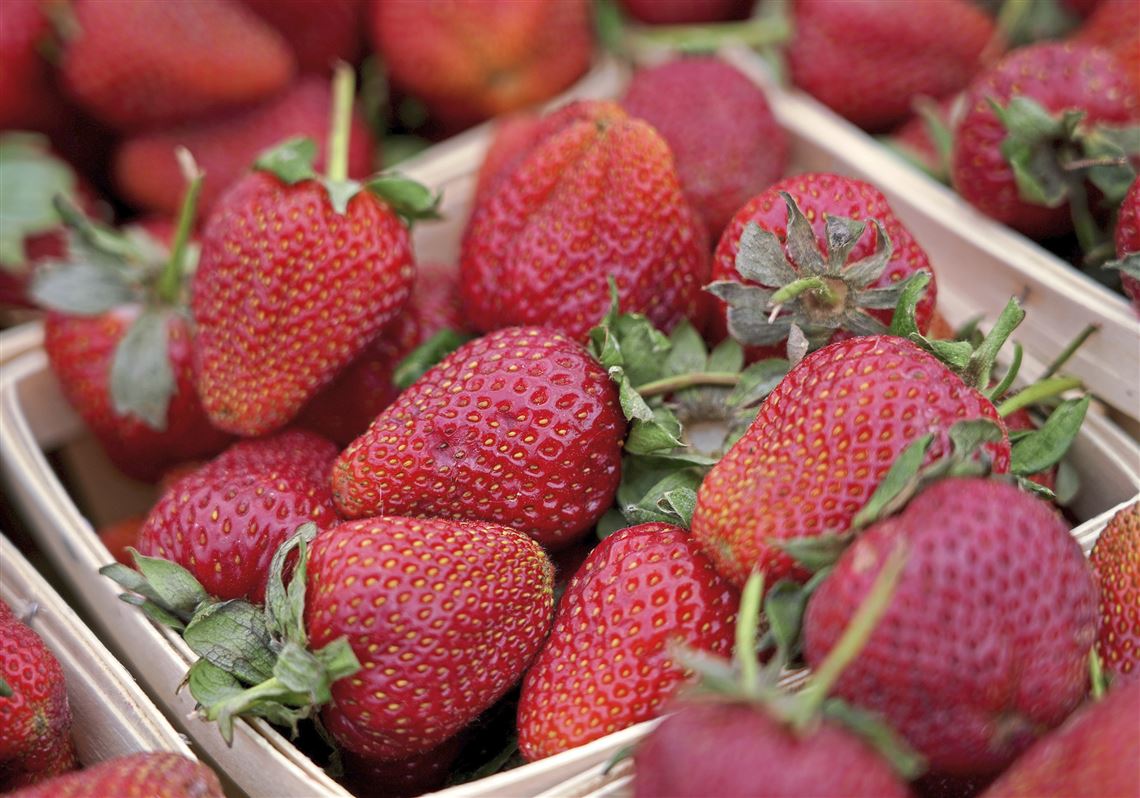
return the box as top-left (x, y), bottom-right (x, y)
top-left (1090, 501), bottom-right (1139, 681)
top-left (305, 517), bottom-right (554, 761)
top-left (1077, 0), bottom-right (1140, 97)
top-left (59, 0), bottom-right (295, 131)
top-left (950, 42), bottom-right (1139, 240)
top-left (979, 679), bottom-right (1140, 797)
top-left (517, 522), bottom-right (740, 760)
top-left (368, 0), bottom-right (593, 130)
top-left (0, 0), bottom-right (69, 132)
top-left (707, 173), bottom-right (937, 363)
top-left (461, 103), bottom-right (709, 340)
top-left (633, 700), bottom-right (911, 798)
top-left (0, 604), bottom-right (78, 790)
top-left (8, 752), bottom-right (224, 798)
top-left (192, 68), bottom-right (430, 436)
top-left (804, 478), bottom-right (1098, 775)
top-left (788, 0), bottom-right (994, 132)
top-left (1112, 178), bottom-right (1140, 312)
top-left (97, 515), bottom-right (146, 566)
top-left (690, 335), bottom-right (1010, 588)
top-left (137, 430), bottom-right (338, 602)
top-left (619, 0), bottom-right (752, 25)
top-left (332, 327), bottom-right (625, 549)
top-left (887, 95), bottom-right (962, 183)
top-left (407, 261), bottom-right (465, 341)
top-left (341, 737), bottom-right (465, 798)
top-left (114, 77), bottom-right (375, 218)
top-left (621, 57), bottom-right (789, 241)
top-left (240, 0), bottom-right (363, 74)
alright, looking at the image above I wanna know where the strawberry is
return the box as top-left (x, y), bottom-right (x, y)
top-left (979, 679), bottom-right (1140, 797)
top-left (1076, 0), bottom-right (1140, 97)
top-left (461, 102), bottom-right (709, 341)
top-left (621, 57), bottom-right (789, 241)
top-left (706, 173), bottom-right (937, 363)
top-left (59, 0), bottom-right (295, 131)
top-left (1109, 177), bottom-right (1140, 312)
top-left (788, 0), bottom-right (994, 132)
top-left (1090, 500), bottom-right (1139, 681)
top-left (618, 0), bottom-right (752, 24)
top-left (803, 477), bottom-right (1098, 775)
top-left (887, 95), bottom-right (962, 184)
top-left (97, 515), bottom-right (145, 566)
top-left (368, 0), bottom-right (593, 130)
top-left (192, 67), bottom-right (435, 436)
top-left (114, 77), bottom-right (375, 219)
top-left (340, 737), bottom-right (465, 798)
top-left (332, 327), bottom-right (625, 549)
top-left (136, 430), bottom-right (339, 602)
top-left (34, 168), bottom-right (233, 482)
top-left (240, 0), bottom-right (363, 74)
top-left (950, 42), bottom-right (1139, 243)
top-left (1, 603), bottom-right (77, 790)
top-left (8, 752), bottom-right (224, 798)
top-left (0, 0), bottom-right (69, 133)
top-left (517, 522), bottom-right (740, 760)
top-left (689, 334), bottom-right (1010, 589)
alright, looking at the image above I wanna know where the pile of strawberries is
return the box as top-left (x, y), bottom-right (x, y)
top-left (2, 1), bottom-right (1139, 797)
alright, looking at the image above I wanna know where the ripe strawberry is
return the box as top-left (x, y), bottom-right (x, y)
top-left (621, 57), bottom-right (789, 240)
top-left (369, 0), bottom-right (593, 130)
top-left (461, 103), bottom-right (709, 340)
top-left (0, 0), bottom-right (69, 133)
top-left (1090, 501), bottom-right (1139, 681)
top-left (887, 95), bottom-right (962, 183)
top-left (332, 327), bottom-right (625, 549)
top-left (340, 737), bottom-right (465, 798)
top-left (804, 478), bottom-right (1098, 775)
top-left (788, 0), bottom-right (994, 132)
top-left (690, 335), bottom-right (1010, 588)
top-left (518, 523), bottom-right (739, 761)
top-left (1111, 178), bottom-right (1140, 312)
top-left (305, 517), bottom-right (554, 761)
top-left (707, 173), bottom-right (937, 363)
top-left (8, 752), bottom-right (224, 798)
top-left (97, 515), bottom-right (145, 566)
top-left (240, 0), bottom-right (363, 74)
top-left (59, 0), bottom-right (295, 130)
top-left (979, 679), bottom-right (1140, 798)
top-left (619, 0), bottom-right (752, 24)
top-left (192, 68), bottom-right (431, 436)
top-left (950, 42), bottom-right (1139, 240)
top-left (114, 77), bottom-right (375, 218)
top-left (1077, 0), bottom-right (1140, 97)
top-left (407, 261), bottom-right (465, 342)
top-left (137, 430), bottom-right (338, 602)
top-left (1, 604), bottom-right (78, 790)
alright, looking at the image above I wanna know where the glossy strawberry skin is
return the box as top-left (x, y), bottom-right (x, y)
top-left (708, 173), bottom-right (937, 361)
top-left (1114, 178), bottom-right (1140, 312)
top-left (788, 0), bottom-right (993, 132)
top-left (193, 172), bottom-right (414, 436)
top-left (44, 308), bottom-right (232, 482)
top-left (622, 58), bottom-right (789, 241)
top-left (804, 478), bottom-right (1098, 775)
top-left (240, 0), bottom-right (363, 74)
top-left (7, 752), bottom-right (224, 798)
top-left (690, 336), bottom-right (1010, 589)
top-left (980, 678), bottom-right (1140, 798)
top-left (114, 77), bottom-right (375, 218)
top-left (0, 607), bottom-right (77, 789)
top-left (951, 43), bottom-right (1139, 238)
top-left (332, 327), bottom-right (625, 549)
top-left (137, 430), bottom-right (339, 603)
top-left (518, 523), bottom-right (740, 761)
top-left (1090, 501), bottom-right (1139, 681)
top-left (305, 517), bottom-right (554, 761)
top-left (59, 0), bottom-right (295, 131)
top-left (633, 701), bottom-right (911, 798)
top-left (461, 106), bottom-right (709, 341)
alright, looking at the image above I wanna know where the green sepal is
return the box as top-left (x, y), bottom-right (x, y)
top-left (264, 523), bottom-right (318, 646)
top-left (393, 328), bottom-right (472, 390)
top-left (30, 256), bottom-right (137, 315)
top-left (1010, 396), bottom-right (1089, 476)
top-left (761, 571), bottom-right (831, 668)
top-left (821, 699), bottom-right (927, 781)
top-left (993, 97), bottom-right (1082, 208)
top-left (707, 337), bottom-right (744, 373)
top-left (963, 298), bottom-right (1025, 390)
top-left (182, 600), bottom-right (276, 685)
top-left (619, 468), bottom-right (703, 528)
top-left (726, 358), bottom-right (789, 409)
top-left (775, 532), bottom-right (855, 573)
top-left (595, 508), bottom-right (629, 540)
top-left (887, 270), bottom-right (932, 339)
top-left (0, 133), bottom-right (78, 266)
top-left (254, 137), bottom-right (319, 185)
top-left (664, 320), bottom-right (708, 377)
top-left (1080, 124), bottom-right (1140, 205)
top-left (1053, 459), bottom-right (1080, 506)
top-left (109, 308), bottom-right (176, 430)
top-left (118, 592), bottom-right (188, 631)
top-left (623, 404), bottom-right (685, 455)
top-left (1017, 477), bottom-right (1057, 501)
top-left (852, 434), bottom-right (934, 530)
top-left (0, 677), bottom-right (11, 698)
top-left (364, 173), bottom-right (443, 226)
top-left (100, 549), bottom-right (211, 631)
top-left (1103, 252), bottom-right (1140, 281)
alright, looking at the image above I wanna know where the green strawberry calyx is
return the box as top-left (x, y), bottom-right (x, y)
top-left (706, 193), bottom-right (911, 365)
top-left (253, 64), bottom-right (440, 224)
top-left (0, 132), bottom-right (80, 269)
top-left (101, 524), bottom-right (361, 747)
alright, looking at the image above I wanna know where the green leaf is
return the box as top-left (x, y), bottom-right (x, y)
top-left (0, 133), bottom-right (78, 265)
top-left (664, 321), bottom-right (707, 377)
top-left (658, 486), bottom-right (698, 529)
top-left (29, 260), bottom-right (136, 315)
top-left (613, 367), bottom-right (655, 423)
top-left (622, 469), bottom-right (704, 528)
top-left (625, 406), bottom-right (685, 455)
top-left (311, 636), bottom-right (362, 684)
top-left (963, 298), bottom-right (1025, 389)
top-left (924, 338), bottom-right (974, 372)
top-left (706, 337), bottom-right (744, 373)
top-left (187, 658), bottom-right (246, 707)
top-left (254, 137), bottom-right (318, 184)
top-left (109, 308), bottom-right (175, 430)
top-left (822, 699), bottom-right (927, 780)
top-left (824, 215), bottom-right (867, 272)
top-left (365, 173), bottom-right (442, 225)
top-left (776, 532), bottom-right (855, 572)
top-left (183, 600), bottom-right (276, 685)
top-left (726, 358), bottom-right (789, 409)
top-left (1080, 124), bottom-right (1140, 204)
top-left (393, 328), bottom-right (472, 389)
top-left (274, 641), bottom-right (327, 697)
top-left (764, 579), bottom-right (812, 665)
top-left (780, 192), bottom-right (826, 276)
top-left (1103, 252), bottom-right (1140, 281)
top-left (851, 434), bottom-right (934, 530)
top-left (612, 312), bottom-right (672, 388)
top-left (120, 593), bottom-right (187, 631)
top-left (129, 550), bottom-right (209, 617)
top-left (1010, 397), bottom-right (1089, 476)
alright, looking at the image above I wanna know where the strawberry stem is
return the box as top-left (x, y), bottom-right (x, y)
top-left (326, 63), bottom-right (355, 184)
top-left (735, 572), bottom-right (765, 696)
top-left (1041, 324), bottom-right (1097, 379)
top-left (790, 542), bottom-right (907, 731)
top-left (769, 276), bottom-right (838, 308)
top-left (630, 15), bottom-right (790, 53)
top-left (996, 375), bottom-right (1083, 417)
top-left (156, 148), bottom-right (203, 305)
top-left (637, 371), bottom-right (741, 398)
top-left (1089, 650), bottom-right (1106, 700)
